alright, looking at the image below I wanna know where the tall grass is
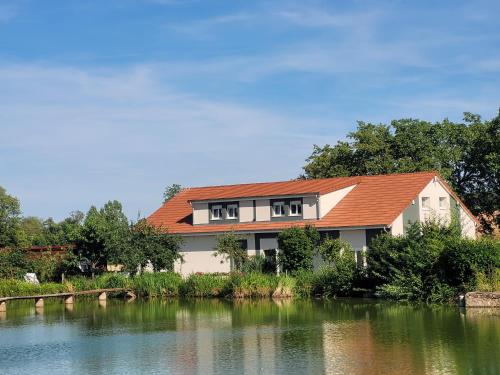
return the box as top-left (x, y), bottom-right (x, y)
top-left (1, 270), bottom-right (359, 299)
top-left (0, 279), bottom-right (70, 297)
top-left (132, 272), bottom-right (182, 297)
top-left (179, 274), bottom-right (227, 297)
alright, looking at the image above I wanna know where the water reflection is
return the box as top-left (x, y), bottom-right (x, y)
top-left (0, 298), bottom-right (498, 375)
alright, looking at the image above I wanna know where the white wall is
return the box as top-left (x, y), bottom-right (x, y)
top-left (302, 196), bottom-right (318, 219)
top-left (418, 178), bottom-right (452, 224)
top-left (239, 200), bottom-right (254, 222)
top-left (318, 184), bottom-right (356, 218)
top-left (175, 235), bottom-right (229, 275)
top-left (391, 213), bottom-right (404, 236)
top-left (459, 207), bottom-right (476, 239)
top-left (255, 199), bottom-right (270, 221)
top-left (340, 229), bottom-right (366, 250)
top-left (418, 178), bottom-right (476, 238)
top-left (192, 202), bottom-right (209, 224)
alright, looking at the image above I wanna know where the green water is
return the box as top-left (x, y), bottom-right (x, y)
top-left (0, 298), bottom-right (498, 375)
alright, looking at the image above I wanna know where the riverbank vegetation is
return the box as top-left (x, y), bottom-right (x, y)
top-left (1, 221), bottom-right (498, 303)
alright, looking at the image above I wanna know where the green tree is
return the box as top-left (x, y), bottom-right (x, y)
top-left (318, 238), bottom-right (353, 264)
top-left (0, 186), bottom-right (26, 248)
top-left (163, 184), bottom-right (182, 203)
top-left (302, 111), bottom-right (500, 232)
top-left (277, 225), bottom-right (319, 273)
top-left (124, 219), bottom-right (183, 272)
top-left (213, 231), bottom-right (247, 271)
top-left (75, 201), bottom-right (129, 277)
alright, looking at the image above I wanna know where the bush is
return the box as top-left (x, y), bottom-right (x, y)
top-left (278, 225), bottom-right (319, 273)
top-left (0, 249), bottom-right (30, 279)
top-left (293, 269), bottom-right (315, 297)
top-left (368, 221), bottom-right (500, 302)
top-left (226, 272), bottom-right (278, 298)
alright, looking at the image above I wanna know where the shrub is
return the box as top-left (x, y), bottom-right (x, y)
top-left (241, 255), bottom-right (266, 273)
top-left (0, 249), bottom-right (30, 279)
top-left (278, 225), bottom-right (319, 273)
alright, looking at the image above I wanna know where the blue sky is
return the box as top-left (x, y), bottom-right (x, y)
top-left (0, 0), bottom-right (499, 221)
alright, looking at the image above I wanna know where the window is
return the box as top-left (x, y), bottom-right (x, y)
top-left (226, 204), bottom-right (238, 219)
top-left (439, 196), bottom-right (448, 209)
top-left (211, 205), bottom-right (222, 220)
top-left (290, 200), bottom-right (302, 216)
top-left (421, 196), bottom-right (431, 209)
top-left (272, 201), bottom-right (285, 217)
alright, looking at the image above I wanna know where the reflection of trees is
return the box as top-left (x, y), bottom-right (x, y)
top-left (1, 298), bottom-right (498, 375)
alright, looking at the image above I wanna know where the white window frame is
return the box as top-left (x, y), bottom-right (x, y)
top-left (289, 200), bottom-right (302, 216)
top-left (226, 204), bottom-right (238, 220)
top-left (439, 196), bottom-right (448, 210)
top-left (421, 196), bottom-right (431, 210)
top-left (211, 205), bottom-right (223, 220)
top-left (272, 201), bottom-right (285, 217)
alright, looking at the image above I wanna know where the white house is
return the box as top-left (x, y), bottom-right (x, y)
top-left (148, 172), bottom-right (478, 276)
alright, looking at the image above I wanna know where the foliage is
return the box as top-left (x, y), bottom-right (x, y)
top-left (278, 225), bottom-right (319, 273)
top-left (28, 253), bottom-right (61, 283)
top-left (0, 249), bottom-right (30, 279)
top-left (163, 184), bottom-right (182, 203)
top-left (75, 201), bottom-right (129, 276)
top-left (123, 220), bottom-right (183, 273)
top-left (302, 111), bottom-right (500, 232)
top-left (241, 255), bottom-right (267, 273)
top-left (213, 231), bottom-right (248, 271)
top-left (179, 273), bottom-right (227, 297)
top-left (131, 272), bottom-right (182, 297)
top-left (20, 212), bottom-right (84, 247)
top-left (368, 221), bottom-right (500, 302)
top-left (0, 186), bottom-right (25, 248)
top-left (0, 279), bottom-right (70, 297)
top-left (317, 238), bottom-right (353, 264)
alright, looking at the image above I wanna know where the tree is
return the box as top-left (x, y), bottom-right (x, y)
top-left (163, 184), bottom-right (182, 203)
top-left (0, 186), bottom-right (25, 248)
top-left (213, 231), bottom-right (247, 271)
top-left (302, 111), bottom-right (500, 232)
top-left (75, 201), bottom-right (129, 277)
top-left (318, 238), bottom-right (353, 264)
top-left (277, 225), bottom-right (319, 273)
top-left (124, 219), bottom-right (183, 272)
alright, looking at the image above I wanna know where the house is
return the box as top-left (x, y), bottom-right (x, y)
top-left (148, 171), bottom-right (478, 275)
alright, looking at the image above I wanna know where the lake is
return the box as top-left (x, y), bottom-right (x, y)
top-left (0, 298), bottom-right (498, 374)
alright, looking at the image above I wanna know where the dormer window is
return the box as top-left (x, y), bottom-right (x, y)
top-left (272, 201), bottom-right (285, 217)
top-left (290, 201), bottom-right (302, 216)
top-left (226, 204), bottom-right (238, 219)
top-left (211, 205), bottom-right (223, 220)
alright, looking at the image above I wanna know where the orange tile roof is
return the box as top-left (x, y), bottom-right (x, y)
top-left (147, 171), bottom-right (475, 234)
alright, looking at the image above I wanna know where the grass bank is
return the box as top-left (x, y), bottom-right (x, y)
top-left (0, 270), bottom-right (355, 299)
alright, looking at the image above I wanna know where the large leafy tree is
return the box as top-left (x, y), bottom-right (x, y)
top-left (123, 219), bottom-right (183, 272)
top-left (75, 201), bottom-right (129, 276)
top-left (0, 186), bottom-right (26, 248)
top-left (302, 111), bottom-right (500, 232)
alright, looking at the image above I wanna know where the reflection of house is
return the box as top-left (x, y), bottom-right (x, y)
top-left (148, 172), bottom-right (478, 275)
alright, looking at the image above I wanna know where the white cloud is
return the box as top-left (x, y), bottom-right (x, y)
top-left (0, 63), bottom-right (337, 220)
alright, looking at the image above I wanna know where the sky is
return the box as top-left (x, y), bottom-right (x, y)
top-left (0, 0), bottom-right (499, 221)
